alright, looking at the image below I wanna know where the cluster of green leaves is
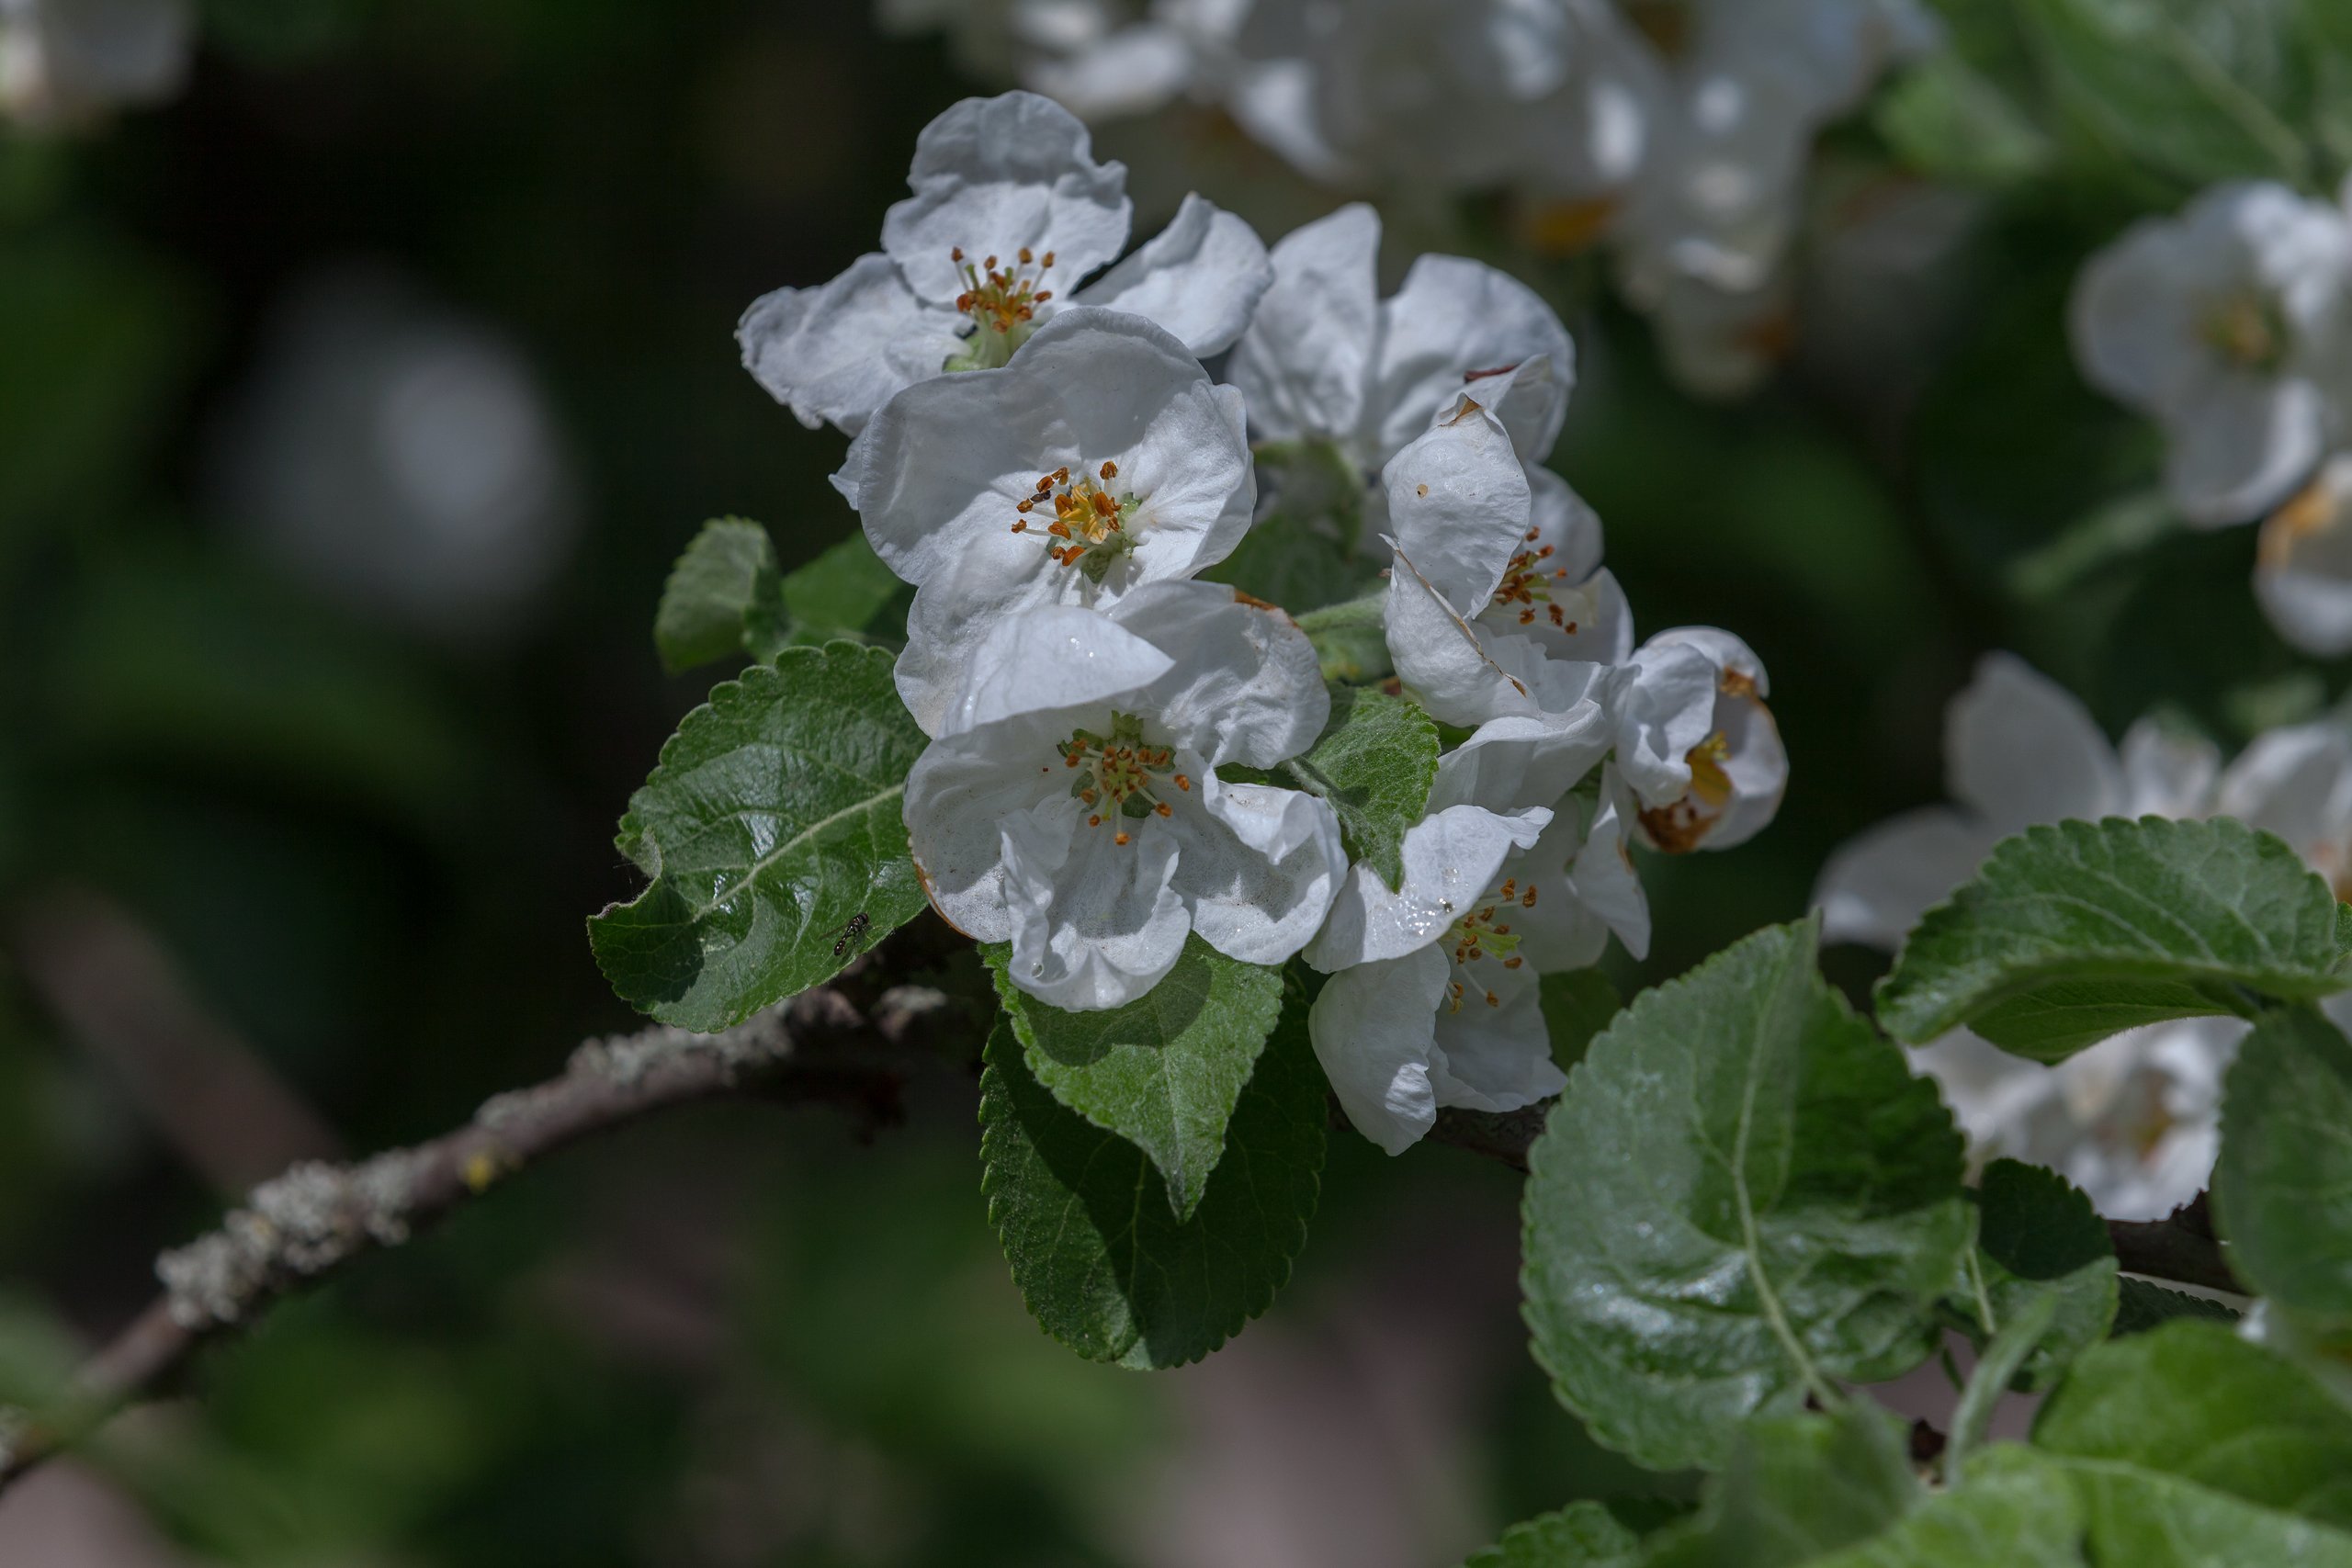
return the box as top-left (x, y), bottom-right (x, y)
top-left (1478, 813), bottom-right (2352, 1565)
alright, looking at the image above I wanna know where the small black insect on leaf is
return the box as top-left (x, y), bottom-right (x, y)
top-left (832, 911), bottom-right (873, 958)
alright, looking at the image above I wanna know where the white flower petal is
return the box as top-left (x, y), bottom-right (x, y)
top-left (933, 600), bottom-right (1175, 737)
top-left (1305, 803), bottom-right (1548, 972)
top-left (1111, 580), bottom-right (1329, 768)
top-left (1382, 390), bottom-right (1532, 610)
top-left (1947, 652), bottom-right (2124, 830)
top-left (1366, 256), bottom-right (1575, 465)
top-left (1526, 466), bottom-right (1606, 586)
top-left (1073, 193), bottom-right (1273, 357)
top-left (1385, 543), bottom-right (1544, 727)
top-left (1308, 944), bottom-right (1449, 1156)
top-left (1429, 705), bottom-right (1612, 816)
top-left (1813, 806), bottom-right (1993, 952)
top-left (2257, 459), bottom-right (2352, 657)
top-left (1174, 774), bottom-right (1346, 965)
top-left (1430, 963), bottom-right (1563, 1112)
top-left (1004, 795), bottom-right (1191, 1010)
top-left (1568, 780), bottom-right (1651, 961)
top-left (736, 255), bottom-right (958, 434)
top-left (880, 91), bottom-right (1134, 305)
top-left (905, 720), bottom-right (1070, 942)
top-left (2119, 717), bottom-right (2222, 818)
top-left (1612, 640), bottom-right (1720, 808)
top-left (2161, 363), bottom-right (2324, 525)
top-left (1701, 688), bottom-right (1788, 851)
top-left (1229, 202), bottom-right (1381, 448)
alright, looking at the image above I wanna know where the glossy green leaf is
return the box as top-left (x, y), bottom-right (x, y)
top-left (1460, 1501), bottom-right (1647, 1568)
top-left (1280, 685), bottom-right (1439, 891)
top-left (1945, 1160), bottom-right (2117, 1391)
top-left (983, 939), bottom-right (1283, 1222)
top-left (654, 517), bottom-right (778, 674)
top-left (2215, 1004), bottom-right (2352, 1318)
top-left (1806, 1459), bottom-right (2086, 1568)
top-left (1641, 1405), bottom-right (1919, 1568)
top-left (1522, 920), bottom-right (1973, 1472)
top-left (2027, 1323), bottom-right (2352, 1562)
top-left (978, 995), bottom-right (1325, 1370)
top-left (590, 643), bottom-right (928, 1030)
top-left (1877, 818), bottom-right (2352, 1062)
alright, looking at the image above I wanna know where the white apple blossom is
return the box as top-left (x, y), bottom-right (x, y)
top-left (844, 308), bottom-right (1254, 735)
top-left (1613, 626), bottom-right (1787, 853)
top-left (1228, 203), bottom-right (1577, 477)
top-left (903, 581), bottom-right (1344, 1010)
top-left (0, 0), bottom-right (189, 127)
top-left (1814, 653), bottom-right (2352, 1220)
top-left (738, 90), bottom-right (1272, 435)
top-left (2071, 181), bottom-right (2352, 525)
top-left (1304, 705), bottom-right (1620, 1153)
top-left (2256, 456), bottom-right (2352, 658)
top-left (1380, 374), bottom-right (1624, 728)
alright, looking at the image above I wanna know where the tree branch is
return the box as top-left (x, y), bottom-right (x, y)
top-left (1410, 1105), bottom-right (2242, 1294)
top-left (0, 968), bottom-right (976, 1495)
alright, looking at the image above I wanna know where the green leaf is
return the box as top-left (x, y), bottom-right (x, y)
top-left (1460, 1501), bottom-right (1648, 1568)
top-left (1641, 1405), bottom-right (1920, 1568)
top-left (589, 643), bottom-right (928, 1031)
top-left (1949, 1293), bottom-right (2061, 1481)
top-left (2112, 1277), bottom-right (2240, 1337)
top-left (654, 518), bottom-right (779, 674)
top-left (2018, 0), bottom-right (2312, 187)
top-left (1541, 967), bottom-right (1623, 1072)
top-left (1205, 438), bottom-right (1377, 616)
top-left (1294, 590), bottom-right (1392, 684)
top-left (2216, 1004), bottom-right (2352, 1318)
top-left (1521, 920), bottom-right (1973, 1472)
top-left (1944, 1160), bottom-right (2118, 1391)
top-left (2027, 1323), bottom-right (2352, 1560)
top-left (778, 531), bottom-right (910, 649)
top-left (1805, 1459), bottom-right (2087, 1568)
top-left (983, 939), bottom-right (1284, 1222)
top-left (978, 997), bottom-right (1326, 1369)
top-left (1876, 817), bottom-right (2352, 1062)
top-left (1279, 685), bottom-right (1438, 891)
top-left (1875, 52), bottom-right (2053, 189)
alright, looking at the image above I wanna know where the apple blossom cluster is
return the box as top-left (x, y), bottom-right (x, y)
top-left (0, 0), bottom-right (189, 127)
top-left (741, 92), bottom-right (1787, 1153)
top-left (1816, 652), bottom-right (2352, 1220)
top-left (875, 0), bottom-right (1941, 398)
top-left (2072, 180), bottom-right (2352, 660)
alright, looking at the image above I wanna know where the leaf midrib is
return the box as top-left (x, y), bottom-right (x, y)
top-left (682, 782), bottom-right (906, 920)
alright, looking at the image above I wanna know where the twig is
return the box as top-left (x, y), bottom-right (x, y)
top-left (0, 972), bottom-right (971, 1495)
top-left (1410, 1106), bottom-right (2241, 1293)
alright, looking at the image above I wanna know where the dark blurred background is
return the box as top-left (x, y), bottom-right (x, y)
top-left (0, 2), bottom-right (2287, 1562)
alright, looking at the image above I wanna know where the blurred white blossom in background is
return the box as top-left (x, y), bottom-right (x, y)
top-left (1817, 653), bottom-right (2352, 1220)
top-left (0, 0), bottom-right (189, 127)
top-left (211, 269), bottom-right (583, 646)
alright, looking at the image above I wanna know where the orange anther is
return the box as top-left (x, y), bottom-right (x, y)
top-left (1114, 831), bottom-right (1131, 846)
top-left (1100, 460), bottom-right (1117, 479)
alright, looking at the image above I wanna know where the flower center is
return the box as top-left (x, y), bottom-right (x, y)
top-left (1442, 876), bottom-right (1539, 1012)
top-left (1491, 528), bottom-right (1577, 630)
top-left (1012, 461), bottom-right (1144, 582)
top-left (1639, 731), bottom-right (1733, 853)
top-left (944, 245), bottom-right (1055, 371)
top-left (1057, 711), bottom-right (1190, 845)
top-left (2205, 290), bottom-right (2286, 370)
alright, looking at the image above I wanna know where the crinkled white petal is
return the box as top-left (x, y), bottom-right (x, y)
top-left (1003, 795), bottom-right (1190, 1010)
top-left (1229, 202), bottom-right (1381, 448)
top-left (1385, 544), bottom-right (1544, 727)
top-left (1308, 943), bottom-right (1449, 1156)
top-left (1430, 962), bottom-right (1563, 1113)
top-left (1526, 466), bottom-right (1606, 586)
top-left (904, 716), bottom-right (1071, 943)
top-left (1813, 806), bottom-right (1994, 953)
top-left (1366, 258), bottom-right (1575, 465)
top-left (1173, 773), bottom-right (1346, 965)
top-left (736, 255), bottom-right (960, 435)
top-left (2160, 362), bottom-right (2324, 525)
top-left (881, 91), bottom-right (1134, 305)
top-left (1612, 640), bottom-right (1720, 808)
top-left (1701, 690), bottom-right (1789, 852)
top-left (2257, 459), bottom-right (2352, 657)
top-left (1382, 389), bottom-right (1533, 610)
top-left (1481, 565), bottom-right (1635, 669)
top-left (1110, 580), bottom-right (1329, 768)
top-left (854, 308), bottom-right (1251, 592)
top-left (1305, 803), bottom-right (1548, 972)
top-left (1644, 625), bottom-right (1770, 696)
top-left (1430, 705), bottom-right (1611, 817)
top-left (928, 598), bottom-right (1174, 739)
top-left (1947, 651), bottom-right (2124, 831)
top-left (1073, 193), bottom-right (1273, 357)
top-left (1568, 780), bottom-right (1651, 961)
